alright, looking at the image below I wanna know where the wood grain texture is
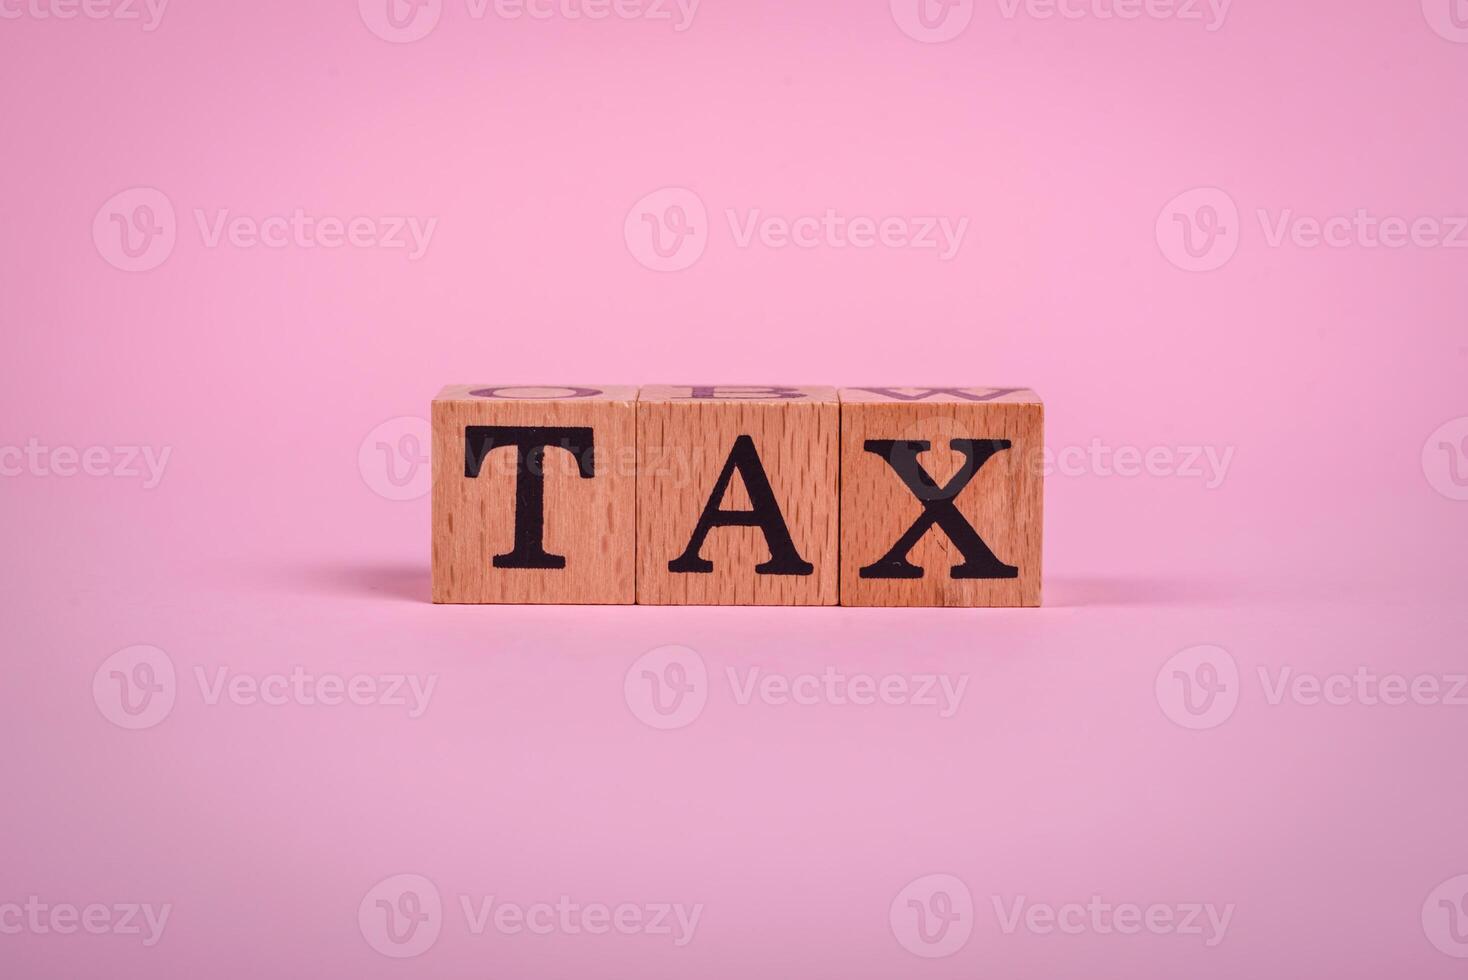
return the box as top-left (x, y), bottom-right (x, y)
top-left (637, 386), bottom-right (838, 605)
top-left (431, 385), bottom-right (636, 604)
top-left (838, 387), bottom-right (1043, 607)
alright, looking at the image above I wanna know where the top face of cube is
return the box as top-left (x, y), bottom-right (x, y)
top-left (435, 384), bottom-right (639, 403)
top-left (639, 385), bottom-right (838, 404)
top-left (839, 386), bottom-right (1041, 405)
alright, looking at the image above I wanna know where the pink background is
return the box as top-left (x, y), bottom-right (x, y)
top-left (2, 0), bottom-right (1467, 976)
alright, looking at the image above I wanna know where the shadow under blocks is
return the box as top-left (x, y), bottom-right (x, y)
top-left (430, 385), bottom-right (1042, 607)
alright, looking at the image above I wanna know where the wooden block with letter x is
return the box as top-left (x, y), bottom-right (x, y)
top-left (838, 387), bottom-right (1043, 607)
top-left (637, 386), bottom-right (839, 605)
top-left (432, 385), bottom-right (636, 604)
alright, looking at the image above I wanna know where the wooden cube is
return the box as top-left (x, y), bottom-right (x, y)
top-left (637, 386), bottom-right (839, 605)
top-left (838, 387), bottom-right (1043, 607)
top-left (432, 385), bottom-right (636, 604)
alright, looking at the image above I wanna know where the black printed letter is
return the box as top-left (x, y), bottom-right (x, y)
top-left (464, 426), bottom-right (595, 570)
top-left (668, 435), bottom-right (812, 576)
top-left (860, 439), bottom-right (1018, 580)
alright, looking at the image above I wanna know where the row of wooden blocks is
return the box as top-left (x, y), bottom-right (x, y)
top-left (432, 385), bottom-right (1042, 606)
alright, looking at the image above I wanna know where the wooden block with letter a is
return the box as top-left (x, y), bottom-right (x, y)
top-left (432, 385), bottom-right (636, 604)
top-left (637, 385), bottom-right (839, 605)
top-left (838, 387), bottom-right (1043, 607)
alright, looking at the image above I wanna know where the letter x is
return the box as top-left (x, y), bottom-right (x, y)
top-left (859, 439), bottom-right (1019, 580)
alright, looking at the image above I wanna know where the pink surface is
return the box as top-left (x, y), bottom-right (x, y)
top-left (2, 0), bottom-right (1467, 976)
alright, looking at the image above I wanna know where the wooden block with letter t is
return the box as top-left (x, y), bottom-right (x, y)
top-left (432, 385), bottom-right (636, 604)
top-left (637, 386), bottom-right (839, 605)
top-left (839, 387), bottom-right (1043, 607)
